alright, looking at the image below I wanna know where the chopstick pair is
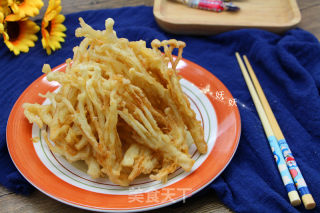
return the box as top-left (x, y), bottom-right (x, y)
top-left (235, 53), bottom-right (316, 210)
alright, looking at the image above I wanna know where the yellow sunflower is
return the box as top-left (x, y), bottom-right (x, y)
top-left (7, 0), bottom-right (43, 20)
top-left (0, 0), bottom-right (10, 17)
top-left (2, 18), bottom-right (39, 55)
top-left (41, 0), bottom-right (66, 55)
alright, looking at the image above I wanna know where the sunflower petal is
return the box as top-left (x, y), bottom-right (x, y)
top-left (46, 47), bottom-right (52, 55)
top-left (56, 24), bottom-right (66, 32)
top-left (0, 12), bottom-right (3, 22)
top-left (55, 14), bottom-right (65, 23)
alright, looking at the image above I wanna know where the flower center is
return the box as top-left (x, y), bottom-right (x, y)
top-left (46, 21), bottom-right (52, 34)
top-left (7, 21), bottom-right (20, 42)
top-left (16, 0), bottom-right (25, 6)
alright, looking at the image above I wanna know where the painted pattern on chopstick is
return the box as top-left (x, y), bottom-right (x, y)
top-left (278, 139), bottom-right (310, 196)
top-left (269, 136), bottom-right (296, 192)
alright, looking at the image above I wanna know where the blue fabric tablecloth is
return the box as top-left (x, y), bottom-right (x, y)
top-left (1, 6), bottom-right (319, 213)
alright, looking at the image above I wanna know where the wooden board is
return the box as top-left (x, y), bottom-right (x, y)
top-left (153, 0), bottom-right (301, 34)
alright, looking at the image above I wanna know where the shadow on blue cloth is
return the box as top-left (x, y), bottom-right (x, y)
top-left (0, 6), bottom-right (319, 213)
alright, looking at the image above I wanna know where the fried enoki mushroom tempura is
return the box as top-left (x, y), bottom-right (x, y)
top-left (23, 18), bottom-right (207, 186)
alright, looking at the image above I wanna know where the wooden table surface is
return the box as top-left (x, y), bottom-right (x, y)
top-left (1, 0), bottom-right (319, 212)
